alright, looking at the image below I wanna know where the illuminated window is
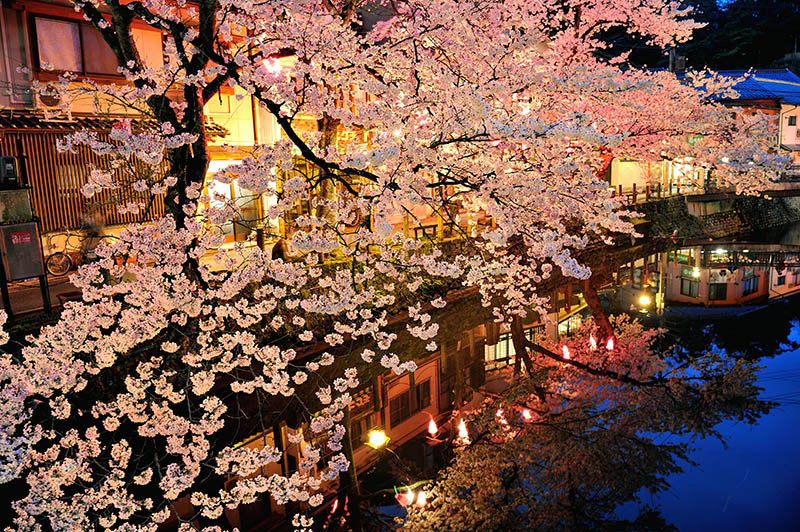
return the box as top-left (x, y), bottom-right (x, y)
top-left (742, 275), bottom-right (758, 296)
top-left (34, 17), bottom-right (119, 75)
top-left (680, 278), bottom-right (699, 298)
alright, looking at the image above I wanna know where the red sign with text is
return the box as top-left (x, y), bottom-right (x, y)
top-left (10, 231), bottom-right (32, 244)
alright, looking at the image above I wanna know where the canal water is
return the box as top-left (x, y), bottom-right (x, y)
top-left (619, 222), bottom-right (800, 530)
top-left (620, 302), bottom-right (800, 531)
top-left (341, 221), bottom-right (800, 531)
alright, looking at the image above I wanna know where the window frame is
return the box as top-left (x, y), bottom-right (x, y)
top-left (30, 14), bottom-right (123, 79)
top-left (790, 116), bottom-right (797, 127)
top-left (680, 278), bottom-right (699, 298)
top-left (742, 275), bottom-right (759, 296)
top-left (708, 282), bottom-right (727, 300)
top-left (389, 390), bottom-right (411, 427)
top-left (415, 379), bottom-right (431, 410)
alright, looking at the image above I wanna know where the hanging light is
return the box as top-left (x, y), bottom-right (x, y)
top-left (521, 409), bottom-right (532, 421)
top-left (606, 336), bottom-right (615, 351)
top-left (561, 345), bottom-right (571, 360)
top-left (589, 335), bottom-right (597, 351)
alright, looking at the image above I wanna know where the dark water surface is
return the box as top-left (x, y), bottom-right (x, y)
top-left (650, 306), bottom-right (800, 531)
top-left (621, 221), bottom-right (800, 530)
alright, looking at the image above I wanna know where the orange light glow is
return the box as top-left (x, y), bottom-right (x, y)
top-left (562, 345), bottom-right (570, 360)
top-left (496, 408), bottom-right (509, 427)
top-left (415, 490), bottom-right (427, 507)
top-left (522, 409), bottom-right (532, 421)
top-left (427, 418), bottom-right (438, 436)
top-left (456, 418), bottom-right (470, 445)
top-left (262, 58), bottom-right (282, 75)
top-left (606, 336), bottom-right (615, 351)
top-left (589, 335), bottom-right (597, 350)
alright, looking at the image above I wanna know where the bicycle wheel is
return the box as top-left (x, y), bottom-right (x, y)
top-left (46, 252), bottom-right (73, 276)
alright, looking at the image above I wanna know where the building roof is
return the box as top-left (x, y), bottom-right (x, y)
top-left (0, 110), bottom-right (229, 137)
top-left (709, 69), bottom-right (800, 105)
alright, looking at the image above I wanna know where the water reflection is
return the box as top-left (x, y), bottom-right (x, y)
top-left (220, 224), bottom-right (800, 532)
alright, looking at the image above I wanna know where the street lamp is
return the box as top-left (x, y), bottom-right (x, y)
top-left (365, 429), bottom-right (389, 449)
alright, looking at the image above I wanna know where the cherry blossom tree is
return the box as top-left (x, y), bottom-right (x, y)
top-left (400, 316), bottom-right (772, 531)
top-left (0, 0), bottom-right (785, 531)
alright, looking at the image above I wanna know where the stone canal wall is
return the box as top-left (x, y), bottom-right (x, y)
top-left (637, 196), bottom-right (800, 239)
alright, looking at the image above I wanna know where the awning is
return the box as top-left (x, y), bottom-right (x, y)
top-left (0, 110), bottom-right (228, 138)
top-left (780, 144), bottom-right (800, 151)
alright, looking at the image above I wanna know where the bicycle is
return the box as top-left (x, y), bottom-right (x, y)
top-left (44, 229), bottom-right (106, 276)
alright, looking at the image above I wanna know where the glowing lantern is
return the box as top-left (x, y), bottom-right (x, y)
top-left (366, 429), bottom-right (389, 449)
top-left (521, 409), bottom-right (532, 421)
top-left (561, 345), bottom-right (570, 360)
top-left (455, 418), bottom-right (470, 445)
top-left (606, 336), bottom-right (615, 351)
top-left (395, 489), bottom-right (415, 507)
top-left (589, 335), bottom-right (597, 351)
top-left (496, 408), bottom-right (509, 427)
top-left (330, 498), bottom-right (339, 514)
top-left (415, 490), bottom-right (427, 508)
top-left (427, 418), bottom-right (438, 437)
top-left (262, 58), bottom-right (282, 75)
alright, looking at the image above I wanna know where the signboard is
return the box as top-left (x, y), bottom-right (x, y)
top-left (10, 231), bottom-right (31, 245)
top-left (687, 134), bottom-right (704, 146)
top-left (709, 269), bottom-right (730, 283)
top-left (0, 222), bottom-right (44, 281)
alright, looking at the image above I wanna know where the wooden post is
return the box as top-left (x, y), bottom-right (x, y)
top-left (0, 262), bottom-right (12, 320)
top-left (657, 183), bottom-right (662, 199)
top-left (632, 183), bottom-right (637, 203)
top-left (646, 184), bottom-right (651, 201)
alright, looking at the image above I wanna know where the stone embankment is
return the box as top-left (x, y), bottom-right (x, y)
top-left (636, 196), bottom-right (800, 239)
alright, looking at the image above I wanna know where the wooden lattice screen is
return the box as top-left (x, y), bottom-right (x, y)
top-left (0, 131), bottom-right (166, 232)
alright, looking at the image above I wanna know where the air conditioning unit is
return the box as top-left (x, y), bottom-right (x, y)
top-left (0, 156), bottom-right (18, 189)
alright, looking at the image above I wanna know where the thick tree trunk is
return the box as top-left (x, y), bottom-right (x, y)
top-left (316, 115), bottom-right (340, 226)
top-left (582, 280), bottom-right (614, 344)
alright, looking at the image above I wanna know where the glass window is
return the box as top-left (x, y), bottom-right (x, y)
top-left (35, 18), bottom-right (82, 72)
top-left (34, 17), bottom-right (130, 76)
top-left (416, 380), bottom-right (431, 410)
top-left (80, 24), bottom-right (120, 75)
top-left (742, 276), bottom-right (759, 296)
top-left (389, 391), bottom-right (411, 426)
top-left (350, 414), bottom-right (375, 447)
top-left (790, 116), bottom-right (797, 126)
top-left (777, 275), bottom-right (786, 286)
top-left (680, 278), bottom-right (699, 298)
top-left (709, 283), bottom-right (727, 300)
